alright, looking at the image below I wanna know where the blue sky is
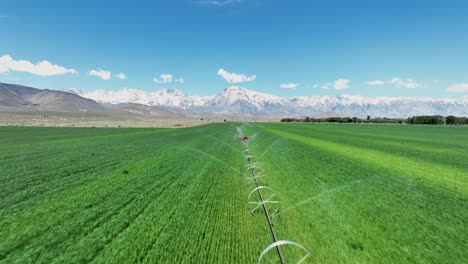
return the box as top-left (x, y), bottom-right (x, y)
top-left (1, 0), bottom-right (468, 98)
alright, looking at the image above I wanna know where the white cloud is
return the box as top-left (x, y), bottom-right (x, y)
top-left (447, 83), bottom-right (468, 93)
top-left (0, 63), bottom-right (8, 73)
top-left (367, 80), bottom-right (385, 86)
top-left (217, 68), bottom-right (256, 83)
top-left (0, 54), bottom-right (77, 76)
top-left (88, 68), bottom-right (112, 80)
top-left (320, 82), bottom-right (332, 89)
top-left (315, 79), bottom-right (350, 90)
top-left (388, 78), bottom-right (401, 85)
top-left (153, 74), bottom-right (185, 84)
top-left (154, 74), bottom-right (173, 83)
top-left (405, 80), bottom-right (421, 89)
top-left (334, 79), bottom-right (351, 90)
top-left (366, 77), bottom-right (422, 89)
top-left (389, 77), bottom-right (421, 89)
top-left (115, 72), bottom-right (127, 80)
top-left (280, 83), bottom-right (299, 89)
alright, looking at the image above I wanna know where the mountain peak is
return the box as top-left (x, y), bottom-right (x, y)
top-left (63, 88), bottom-right (83, 95)
top-left (73, 85), bottom-right (468, 118)
top-left (224, 85), bottom-right (245, 91)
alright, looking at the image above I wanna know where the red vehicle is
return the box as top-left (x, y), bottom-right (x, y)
top-left (242, 136), bottom-right (249, 141)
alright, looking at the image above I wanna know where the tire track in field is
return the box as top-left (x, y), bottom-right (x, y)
top-left (293, 124), bottom-right (468, 149)
top-left (0, 129), bottom-right (162, 149)
top-left (140, 135), bottom-right (250, 263)
top-left (0, 160), bottom-right (121, 213)
top-left (138, 146), bottom-right (222, 263)
top-left (0, 133), bottom-right (181, 212)
top-left (0, 135), bottom-right (158, 186)
top-left (84, 171), bottom-right (182, 263)
top-left (91, 137), bottom-right (234, 263)
top-left (282, 126), bottom-right (468, 170)
top-left (265, 128), bottom-right (468, 195)
top-left (0, 145), bottom-right (186, 262)
top-left (0, 139), bottom-right (163, 209)
top-left (1, 163), bottom-right (175, 262)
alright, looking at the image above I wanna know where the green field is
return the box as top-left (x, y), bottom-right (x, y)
top-left (1, 123), bottom-right (467, 263)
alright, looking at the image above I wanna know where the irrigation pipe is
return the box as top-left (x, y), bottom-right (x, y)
top-left (242, 137), bottom-right (287, 264)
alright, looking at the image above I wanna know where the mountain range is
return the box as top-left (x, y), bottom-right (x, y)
top-left (1, 82), bottom-right (468, 118)
top-left (75, 85), bottom-right (468, 118)
top-left (0, 82), bottom-right (180, 118)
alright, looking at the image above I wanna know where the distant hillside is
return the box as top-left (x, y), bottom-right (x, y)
top-left (0, 82), bottom-right (181, 118)
top-left (0, 82), bottom-right (106, 113)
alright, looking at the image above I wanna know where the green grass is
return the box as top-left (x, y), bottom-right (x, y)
top-left (247, 123), bottom-right (468, 263)
top-left (1, 123), bottom-right (467, 263)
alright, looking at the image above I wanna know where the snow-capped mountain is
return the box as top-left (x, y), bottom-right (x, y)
top-left (78, 88), bottom-right (208, 109)
top-left (290, 95), bottom-right (468, 117)
top-left (77, 86), bottom-right (468, 118)
top-left (63, 88), bottom-right (84, 95)
top-left (199, 86), bottom-right (293, 114)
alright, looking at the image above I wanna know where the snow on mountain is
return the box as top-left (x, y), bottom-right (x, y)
top-left (63, 88), bottom-right (84, 95)
top-left (213, 86), bottom-right (288, 107)
top-left (81, 88), bottom-right (197, 109)
top-left (78, 86), bottom-right (468, 117)
top-left (191, 95), bottom-right (214, 106)
top-left (201, 86), bottom-right (292, 114)
top-left (289, 95), bottom-right (468, 117)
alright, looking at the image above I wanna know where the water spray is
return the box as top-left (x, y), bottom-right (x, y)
top-left (237, 126), bottom-right (311, 264)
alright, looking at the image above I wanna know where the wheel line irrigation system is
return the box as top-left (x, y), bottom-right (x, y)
top-left (237, 127), bottom-right (311, 264)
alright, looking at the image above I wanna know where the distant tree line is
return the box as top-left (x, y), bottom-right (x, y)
top-left (280, 115), bottom-right (468, 125)
top-left (445, 115), bottom-right (468, 125)
top-left (406, 115), bottom-right (444, 125)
